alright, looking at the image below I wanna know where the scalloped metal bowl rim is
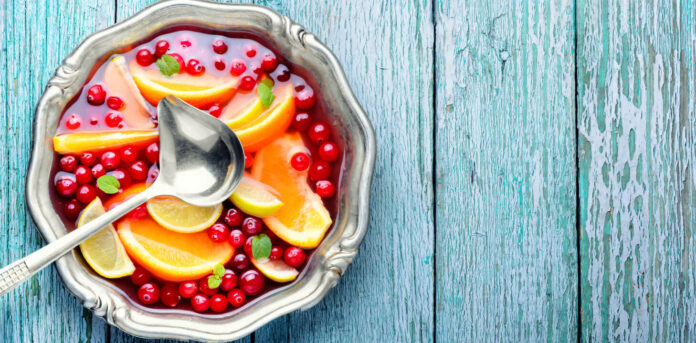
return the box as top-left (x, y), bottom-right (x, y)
top-left (24, 0), bottom-right (376, 341)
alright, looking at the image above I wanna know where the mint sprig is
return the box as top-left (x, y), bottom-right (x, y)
top-left (207, 263), bottom-right (226, 289)
top-left (96, 175), bottom-right (120, 194)
top-left (257, 80), bottom-right (275, 108)
top-left (156, 54), bottom-right (180, 77)
top-left (252, 234), bottom-right (272, 260)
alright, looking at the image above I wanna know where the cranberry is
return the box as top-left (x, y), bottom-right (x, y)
top-left (242, 217), bottom-right (263, 236)
top-left (86, 84), bottom-right (106, 105)
top-left (191, 294), bottom-right (209, 312)
top-left (186, 59), bottom-right (205, 75)
top-left (180, 39), bottom-right (192, 48)
top-left (145, 142), bottom-right (159, 164)
top-left (244, 152), bottom-right (253, 169)
top-left (245, 44), bottom-right (257, 58)
top-left (227, 288), bottom-right (246, 307)
top-left (212, 39), bottom-right (228, 54)
top-left (129, 161), bottom-right (148, 181)
top-left (228, 229), bottom-right (246, 248)
top-left (243, 237), bottom-right (254, 256)
top-left (240, 269), bottom-right (265, 296)
top-left (274, 65), bottom-right (291, 82)
top-left (239, 75), bottom-right (256, 91)
top-left (292, 112), bottom-right (311, 132)
top-left (210, 294), bottom-right (228, 313)
top-left (91, 163), bottom-right (106, 179)
top-left (120, 146), bottom-right (138, 163)
top-left (316, 180), bottom-right (336, 198)
top-left (59, 155), bottom-right (77, 172)
top-left (56, 178), bottom-right (77, 197)
top-left (291, 152), bottom-right (310, 171)
top-left (229, 58), bottom-right (247, 76)
top-left (154, 40), bottom-right (169, 58)
top-left (223, 208), bottom-right (243, 227)
top-left (214, 57), bottom-right (226, 71)
top-left (127, 204), bottom-right (148, 220)
top-left (295, 87), bottom-right (316, 110)
top-left (80, 152), bottom-right (96, 167)
top-left (249, 63), bottom-right (263, 75)
top-left (269, 246), bottom-right (283, 260)
top-left (107, 169), bottom-right (131, 189)
top-left (261, 54), bottom-right (278, 71)
top-left (147, 164), bottom-right (160, 183)
top-left (308, 122), bottom-right (331, 143)
top-left (160, 283), bottom-right (180, 307)
top-left (309, 161), bottom-right (331, 181)
top-left (138, 282), bottom-right (160, 305)
top-left (106, 96), bottom-right (123, 110)
top-left (220, 271), bottom-right (238, 291)
top-left (101, 151), bottom-right (120, 170)
top-left (135, 48), bottom-right (154, 66)
top-left (65, 114), bottom-right (82, 130)
top-left (89, 116), bottom-right (99, 126)
top-left (208, 104), bottom-right (222, 117)
top-left (168, 53), bottom-right (185, 73)
top-left (232, 253), bottom-right (250, 271)
top-left (130, 266), bottom-right (151, 286)
top-left (199, 276), bottom-right (218, 296)
top-left (207, 223), bottom-right (230, 243)
top-left (63, 199), bottom-right (82, 220)
top-left (178, 281), bottom-right (198, 298)
top-left (76, 185), bottom-right (96, 204)
top-left (284, 246), bottom-right (306, 267)
top-left (104, 112), bottom-right (123, 128)
top-left (73, 166), bottom-right (91, 185)
top-left (319, 142), bottom-right (340, 162)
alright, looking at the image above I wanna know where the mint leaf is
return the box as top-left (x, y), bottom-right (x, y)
top-left (257, 82), bottom-right (275, 108)
top-left (156, 54), bottom-right (180, 77)
top-left (96, 175), bottom-right (120, 194)
top-left (213, 264), bottom-right (225, 277)
top-left (251, 234), bottom-right (272, 260)
top-left (260, 78), bottom-right (274, 88)
top-left (208, 275), bottom-right (222, 289)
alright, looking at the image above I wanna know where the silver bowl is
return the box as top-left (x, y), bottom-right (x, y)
top-left (25, 0), bottom-right (376, 340)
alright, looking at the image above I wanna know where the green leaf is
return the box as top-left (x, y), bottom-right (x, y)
top-left (156, 54), bottom-right (180, 77)
top-left (260, 78), bottom-right (274, 88)
top-left (257, 81), bottom-right (275, 108)
top-left (96, 175), bottom-right (120, 194)
top-left (251, 234), bottom-right (272, 260)
top-left (208, 275), bottom-right (222, 289)
top-left (213, 264), bottom-right (225, 277)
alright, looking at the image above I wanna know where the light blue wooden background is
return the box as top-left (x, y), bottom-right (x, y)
top-left (1, 0), bottom-right (694, 342)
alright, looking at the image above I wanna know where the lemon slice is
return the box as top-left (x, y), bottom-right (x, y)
top-left (230, 176), bottom-right (284, 218)
top-left (146, 196), bottom-right (222, 233)
top-left (251, 257), bottom-right (298, 282)
top-left (78, 198), bottom-right (135, 278)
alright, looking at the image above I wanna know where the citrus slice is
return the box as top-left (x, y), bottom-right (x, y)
top-left (251, 257), bottom-right (298, 282)
top-left (229, 175), bottom-right (283, 218)
top-left (251, 133), bottom-right (332, 248)
top-left (146, 196), bottom-right (223, 233)
top-left (78, 198), bottom-right (135, 278)
top-left (53, 130), bottom-right (158, 154)
top-left (232, 83), bottom-right (296, 152)
top-left (132, 72), bottom-right (238, 108)
top-left (223, 96), bottom-right (265, 128)
top-left (118, 217), bottom-right (234, 282)
top-left (103, 56), bottom-right (154, 129)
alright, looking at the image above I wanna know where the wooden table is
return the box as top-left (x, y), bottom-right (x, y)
top-left (1, 0), bottom-right (694, 341)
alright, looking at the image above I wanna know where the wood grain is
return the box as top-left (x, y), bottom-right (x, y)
top-left (433, 0), bottom-right (578, 341)
top-left (0, 0), bottom-right (113, 342)
top-left (577, 0), bottom-right (696, 341)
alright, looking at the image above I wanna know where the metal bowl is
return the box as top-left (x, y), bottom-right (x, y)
top-left (25, 0), bottom-right (376, 340)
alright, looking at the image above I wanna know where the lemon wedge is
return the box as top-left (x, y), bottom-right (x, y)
top-left (251, 257), bottom-right (299, 282)
top-left (78, 198), bottom-right (135, 278)
top-left (230, 176), bottom-right (284, 218)
top-left (146, 196), bottom-right (222, 233)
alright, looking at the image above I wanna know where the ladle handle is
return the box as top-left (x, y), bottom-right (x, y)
top-left (0, 186), bottom-right (159, 296)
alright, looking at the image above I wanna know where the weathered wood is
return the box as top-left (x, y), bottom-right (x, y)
top-left (434, 0), bottom-right (578, 341)
top-left (577, 0), bottom-right (696, 341)
top-left (0, 0), bottom-right (113, 342)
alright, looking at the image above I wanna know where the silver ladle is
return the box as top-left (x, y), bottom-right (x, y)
top-left (0, 96), bottom-right (245, 296)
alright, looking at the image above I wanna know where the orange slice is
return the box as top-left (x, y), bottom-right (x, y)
top-left (103, 56), bottom-right (154, 129)
top-left (223, 95), bottom-right (265, 128)
top-left (251, 257), bottom-right (298, 282)
top-left (132, 72), bottom-right (238, 108)
top-left (104, 182), bottom-right (149, 210)
top-left (233, 83), bottom-right (296, 152)
top-left (251, 133), bottom-right (332, 248)
top-left (53, 130), bottom-right (157, 154)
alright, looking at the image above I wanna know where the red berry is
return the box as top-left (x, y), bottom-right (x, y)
top-left (136, 48), bottom-right (154, 66)
top-left (180, 38), bottom-right (192, 48)
top-left (229, 58), bottom-right (247, 76)
top-left (318, 142), bottom-right (340, 162)
top-left (145, 142), bottom-right (159, 164)
top-left (220, 271), bottom-right (238, 291)
top-left (274, 65), bottom-right (291, 82)
top-left (131, 266), bottom-right (151, 286)
top-left (154, 40), bottom-right (169, 58)
top-left (127, 204), bottom-right (148, 220)
top-left (214, 57), bottom-right (226, 71)
top-left (104, 112), bottom-right (123, 128)
top-left (261, 54), bottom-right (278, 72)
top-left (179, 281), bottom-right (198, 298)
top-left (186, 59), bottom-right (205, 75)
top-left (245, 44), bottom-right (257, 57)
top-left (295, 86), bottom-right (316, 110)
top-left (101, 151), bottom-right (120, 170)
top-left (168, 53), bottom-right (185, 73)
top-left (316, 180), bottom-right (335, 198)
top-left (147, 164), bottom-right (160, 183)
top-left (191, 293), bottom-right (209, 312)
top-left (239, 75), bottom-right (256, 91)
top-left (59, 155), bottom-right (77, 172)
top-left (309, 161), bottom-right (331, 181)
top-left (210, 294), bottom-right (228, 313)
top-left (242, 217), bottom-right (263, 236)
top-left (244, 152), bottom-right (254, 169)
top-left (65, 114), bottom-right (82, 130)
top-left (228, 229), bottom-right (246, 248)
top-left (292, 113), bottom-right (311, 131)
top-left (56, 178), bottom-right (77, 197)
top-left (269, 246), bottom-right (283, 260)
top-left (240, 269), bottom-right (265, 296)
top-left (227, 288), bottom-right (246, 307)
top-left (223, 208), bottom-right (243, 227)
top-left (86, 84), bottom-right (107, 105)
top-left (129, 161), bottom-right (148, 181)
top-left (249, 62), bottom-right (263, 75)
top-left (107, 169), bottom-right (131, 189)
top-left (284, 246), bottom-right (306, 267)
top-left (76, 185), bottom-right (96, 204)
top-left (91, 163), bottom-right (106, 179)
top-left (212, 39), bottom-right (228, 54)
top-left (120, 146), bottom-right (138, 163)
top-left (138, 282), bottom-right (160, 305)
top-left (243, 236), bottom-right (254, 256)
top-left (74, 166), bottom-right (91, 185)
top-left (89, 115), bottom-right (99, 126)
top-left (290, 152), bottom-right (310, 171)
top-left (208, 104), bottom-right (222, 117)
top-left (207, 223), bottom-right (230, 242)
top-left (232, 253), bottom-right (250, 271)
top-left (160, 283), bottom-right (180, 307)
top-left (80, 152), bottom-right (96, 167)
top-left (63, 199), bottom-right (82, 220)
top-left (199, 276), bottom-right (218, 296)
top-left (106, 96), bottom-right (123, 110)
top-left (308, 122), bottom-right (330, 143)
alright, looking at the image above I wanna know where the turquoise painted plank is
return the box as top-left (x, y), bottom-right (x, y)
top-left (578, 0), bottom-right (696, 341)
top-left (434, 0), bottom-right (578, 341)
top-left (0, 0), bottom-right (113, 342)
